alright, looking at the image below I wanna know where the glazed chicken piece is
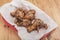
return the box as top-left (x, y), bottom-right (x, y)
top-left (14, 18), bottom-right (18, 24)
top-left (36, 19), bottom-right (48, 32)
top-left (22, 19), bottom-right (31, 27)
top-left (27, 19), bottom-right (48, 33)
top-left (27, 19), bottom-right (41, 33)
top-left (24, 10), bottom-right (35, 20)
top-left (15, 9), bottom-right (24, 19)
top-left (10, 8), bottom-right (24, 18)
top-left (16, 22), bottom-right (23, 26)
top-left (42, 23), bottom-right (48, 29)
top-left (14, 18), bottom-right (31, 27)
top-left (14, 18), bottom-right (23, 26)
top-left (37, 19), bottom-right (48, 29)
top-left (10, 11), bottom-right (16, 17)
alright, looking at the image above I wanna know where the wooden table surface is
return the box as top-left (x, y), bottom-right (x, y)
top-left (0, 0), bottom-right (60, 40)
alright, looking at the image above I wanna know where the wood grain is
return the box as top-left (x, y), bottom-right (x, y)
top-left (0, 0), bottom-right (60, 40)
